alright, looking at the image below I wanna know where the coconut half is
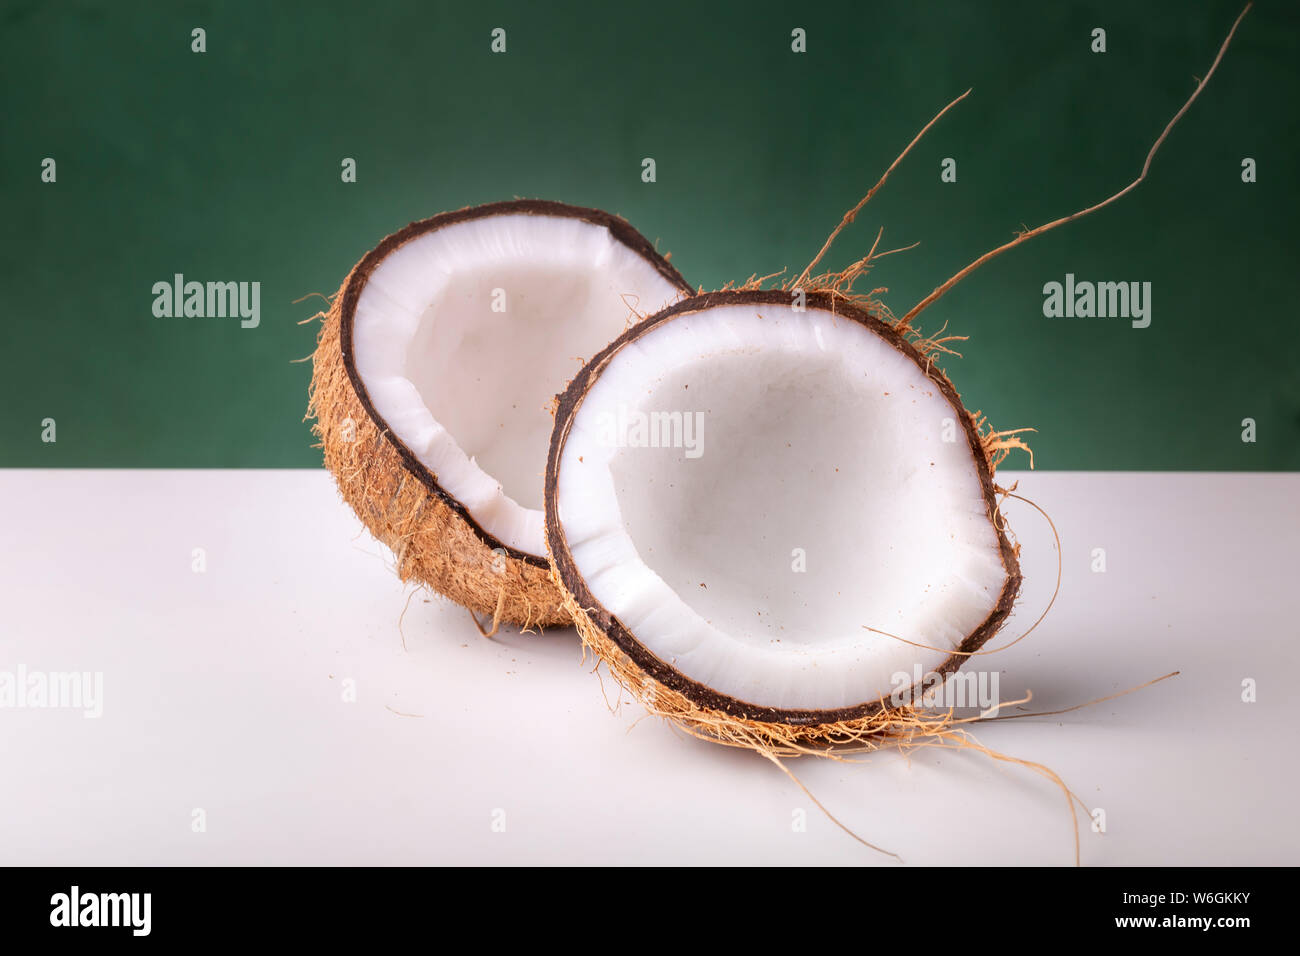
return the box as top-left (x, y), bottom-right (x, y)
top-left (545, 289), bottom-right (1021, 737)
top-left (309, 200), bottom-right (692, 627)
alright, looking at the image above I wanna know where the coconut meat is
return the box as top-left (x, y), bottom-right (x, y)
top-left (554, 302), bottom-right (1010, 712)
top-left (350, 212), bottom-right (685, 557)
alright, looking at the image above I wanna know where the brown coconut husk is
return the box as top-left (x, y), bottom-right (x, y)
top-left (309, 281), bottom-right (566, 628)
top-left (541, 5), bottom-right (1246, 858)
top-left (546, 288), bottom-right (1025, 728)
top-left (307, 200), bottom-right (691, 629)
top-left (548, 0), bottom-right (1247, 731)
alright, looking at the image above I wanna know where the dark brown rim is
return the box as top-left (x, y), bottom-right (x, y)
top-left (545, 289), bottom-right (1023, 725)
top-left (339, 199), bottom-right (693, 566)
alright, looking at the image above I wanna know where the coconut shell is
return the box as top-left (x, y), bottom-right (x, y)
top-left (308, 200), bottom-right (690, 629)
top-left (545, 289), bottom-right (1023, 742)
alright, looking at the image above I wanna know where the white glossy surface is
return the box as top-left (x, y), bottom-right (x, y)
top-left (0, 469), bottom-right (1295, 865)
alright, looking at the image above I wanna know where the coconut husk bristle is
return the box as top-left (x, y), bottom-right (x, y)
top-left (560, 580), bottom-right (969, 756)
top-left (307, 277), bottom-right (569, 630)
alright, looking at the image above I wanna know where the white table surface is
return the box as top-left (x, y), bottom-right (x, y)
top-left (1, 469), bottom-right (1295, 866)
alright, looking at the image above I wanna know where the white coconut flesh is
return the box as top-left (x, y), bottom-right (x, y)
top-left (553, 301), bottom-right (1012, 713)
top-left (349, 212), bottom-right (686, 556)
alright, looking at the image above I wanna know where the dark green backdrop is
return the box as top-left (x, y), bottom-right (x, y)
top-left (2, 0), bottom-right (1296, 469)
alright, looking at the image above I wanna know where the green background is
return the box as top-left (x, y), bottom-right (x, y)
top-left (2, 0), bottom-right (1296, 469)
